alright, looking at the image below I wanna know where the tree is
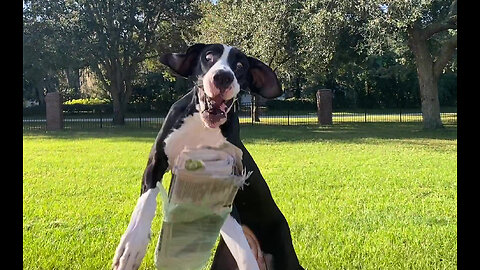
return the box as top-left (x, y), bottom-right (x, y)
top-left (23, 0), bottom-right (85, 105)
top-left (297, 0), bottom-right (351, 93)
top-left (196, 0), bottom-right (306, 120)
top-left (359, 0), bottom-right (457, 129)
top-left (197, 0), bottom-right (302, 81)
top-left (77, 0), bottom-right (199, 124)
top-left (406, 1), bottom-right (457, 129)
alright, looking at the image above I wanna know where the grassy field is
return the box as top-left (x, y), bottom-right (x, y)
top-left (23, 123), bottom-right (457, 269)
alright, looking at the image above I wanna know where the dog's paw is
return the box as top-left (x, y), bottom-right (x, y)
top-left (112, 230), bottom-right (151, 270)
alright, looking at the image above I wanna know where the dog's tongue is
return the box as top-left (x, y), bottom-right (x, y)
top-left (205, 110), bottom-right (224, 124)
top-left (204, 95), bottom-right (227, 126)
top-left (209, 95), bottom-right (228, 113)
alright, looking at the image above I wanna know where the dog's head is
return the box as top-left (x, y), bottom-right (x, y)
top-left (160, 43), bottom-right (282, 128)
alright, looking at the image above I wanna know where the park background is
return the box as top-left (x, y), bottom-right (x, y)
top-left (23, 0), bottom-right (457, 269)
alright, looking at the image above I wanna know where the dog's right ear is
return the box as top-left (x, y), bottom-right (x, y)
top-left (160, 43), bottom-right (207, 78)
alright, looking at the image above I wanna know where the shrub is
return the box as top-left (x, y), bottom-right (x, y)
top-left (63, 98), bottom-right (111, 105)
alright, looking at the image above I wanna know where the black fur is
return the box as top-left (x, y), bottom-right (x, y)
top-left (141, 44), bottom-right (303, 270)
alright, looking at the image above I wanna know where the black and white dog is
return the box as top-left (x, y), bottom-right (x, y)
top-left (112, 44), bottom-right (303, 270)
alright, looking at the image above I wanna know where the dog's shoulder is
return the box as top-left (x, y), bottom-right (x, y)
top-left (169, 89), bottom-right (196, 117)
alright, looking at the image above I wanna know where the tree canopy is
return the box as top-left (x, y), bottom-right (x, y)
top-left (23, 0), bottom-right (457, 128)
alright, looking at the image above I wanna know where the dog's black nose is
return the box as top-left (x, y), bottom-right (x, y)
top-left (213, 71), bottom-right (234, 91)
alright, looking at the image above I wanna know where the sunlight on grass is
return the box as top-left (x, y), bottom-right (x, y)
top-left (23, 123), bottom-right (457, 269)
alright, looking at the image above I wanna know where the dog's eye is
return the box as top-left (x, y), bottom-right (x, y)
top-left (236, 62), bottom-right (243, 70)
top-left (205, 52), bottom-right (214, 62)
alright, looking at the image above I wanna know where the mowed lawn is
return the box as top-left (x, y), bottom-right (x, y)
top-left (23, 123), bottom-right (457, 269)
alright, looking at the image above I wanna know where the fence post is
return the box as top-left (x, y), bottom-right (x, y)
top-left (100, 109), bottom-right (103, 129)
top-left (316, 89), bottom-right (333, 125)
top-left (45, 92), bottom-right (64, 131)
top-left (399, 108), bottom-right (402, 123)
top-left (364, 109), bottom-right (367, 123)
top-left (139, 113), bottom-right (142, 128)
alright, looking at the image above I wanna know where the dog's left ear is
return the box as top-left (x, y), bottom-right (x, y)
top-left (247, 57), bottom-right (283, 99)
top-left (160, 43), bottom-right (207, 78)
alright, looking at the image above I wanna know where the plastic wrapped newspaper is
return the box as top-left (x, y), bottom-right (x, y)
top-left (155, 142), bottom-right (251, 270)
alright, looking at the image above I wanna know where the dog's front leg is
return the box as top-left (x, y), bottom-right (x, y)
top-left (112, 91), bottom-right (191, 269)
top-left (113, 143), bottom-right (169, 270)
top-left (112, 184), bottom-right (160, 270)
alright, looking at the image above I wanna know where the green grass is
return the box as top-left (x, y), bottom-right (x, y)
top-left (23, 123), bottom-right (457, 269)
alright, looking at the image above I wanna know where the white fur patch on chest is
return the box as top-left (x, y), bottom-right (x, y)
top-left (164, 113), bottom-right (227, 168)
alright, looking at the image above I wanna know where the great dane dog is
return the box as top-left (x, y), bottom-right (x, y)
top-left (112, 43), bottom-right (303, 270)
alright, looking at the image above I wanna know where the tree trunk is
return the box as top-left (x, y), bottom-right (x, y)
top-left (110, 72), bottom-right (131, 126)
top-left (66, 67), bottom-right (81, 98)
top-left (36, 86), bottom-right (46, 105)
top-left (107, 61), bottom-right (134, 126)
top-left (408, 28), bottom-right (444, 129)
top-left (294, 77), bottom-right (301, 98)
top-left (111, 87), bottom-right (126, 125)
top-left (417, 62), bottom-right (442, 129)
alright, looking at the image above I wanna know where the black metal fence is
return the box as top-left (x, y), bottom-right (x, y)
top-left (236, 105), bottom-right (456, 125)
top-left (23, 103), bottom-right (457, 131)
top-left (23, 113), bottom-right (165, 131)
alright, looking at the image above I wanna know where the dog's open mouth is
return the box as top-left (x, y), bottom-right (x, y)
top-left (199, 91), bottom-right (234, 128)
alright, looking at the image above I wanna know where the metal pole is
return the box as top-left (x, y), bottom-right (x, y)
top-left (251, 102), bottom-right (254, 126)
top-left (288, 107), bottom-right (290, 126)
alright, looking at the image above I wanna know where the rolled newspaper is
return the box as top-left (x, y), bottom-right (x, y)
top-left (155, 142), bottom-right (251, 270)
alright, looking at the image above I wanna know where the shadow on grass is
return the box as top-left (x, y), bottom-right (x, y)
top-left (240, 122), bottom-right (457, 144)
top-left (23, 127), bottom-right (159, 141)
top-left (23, 122), bottom-right (457, 144)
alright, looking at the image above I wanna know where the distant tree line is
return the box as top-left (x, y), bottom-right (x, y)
top-left (23, 0), bottom-right (456, 129)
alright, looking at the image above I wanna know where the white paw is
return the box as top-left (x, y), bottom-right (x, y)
top-left (112, 229), bottom-right (151, 270)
